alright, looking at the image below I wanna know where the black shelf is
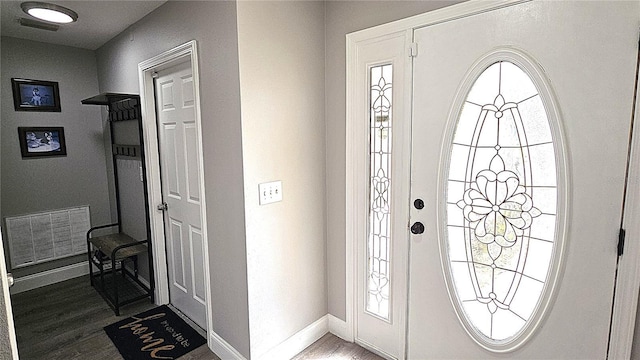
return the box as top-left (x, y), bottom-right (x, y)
top-left (90, 265), bottom-right (150, 311)
top-left (81, 92), bottom-right (136, 106)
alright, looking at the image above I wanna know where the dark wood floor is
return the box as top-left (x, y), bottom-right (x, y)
top-left (10, 276), bottom-right (381, 360)
top-left (10, 276), bottom-right (218, 360)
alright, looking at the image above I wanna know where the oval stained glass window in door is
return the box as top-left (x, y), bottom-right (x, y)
top-left (445, 59), bottom-right (561, 348)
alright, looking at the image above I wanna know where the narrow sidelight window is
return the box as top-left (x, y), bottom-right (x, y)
top-left (367, 64), bottom-right (393, 320)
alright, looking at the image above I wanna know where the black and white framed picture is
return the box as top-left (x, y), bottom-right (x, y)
top-left (18, 127), bottom-right (67, 158)
top-left (11, 78), bottom-right (61, 112)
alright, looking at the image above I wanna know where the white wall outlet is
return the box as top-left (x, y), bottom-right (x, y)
top-left (259, 181), bottom-right (283, 205)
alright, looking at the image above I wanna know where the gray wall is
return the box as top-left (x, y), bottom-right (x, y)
top-left (0, 37), bottom-right (111, 277)
top-left (95, 1), bottom-right (250, 356)
top-left (117, 157), bottom-right (151, 281)
top-left (236, 1), bottom-right (326, 357)
top-left (324, 0), bottom-right (464, 321)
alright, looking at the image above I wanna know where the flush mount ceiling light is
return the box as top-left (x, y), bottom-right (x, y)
top-left (21, 2), bottom-right (78, 24)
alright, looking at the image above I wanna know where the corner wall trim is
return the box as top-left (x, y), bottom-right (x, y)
top-left (328, 314), bottom-right (351, 341)
top-left (10, 261), bottom-right (89, 294)
top-left (258, 315), bottom-right (329, 360)
top-left (210, 330), bottom-right (247, 360)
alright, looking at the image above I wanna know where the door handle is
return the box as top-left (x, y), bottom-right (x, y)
top-left (157, 202), bottom-right (168, 211)
top-left (411, 222), bottom-right (425, 234)
top-left (7, 273), bottom-right (14, 288)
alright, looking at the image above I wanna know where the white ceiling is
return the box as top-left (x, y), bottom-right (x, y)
top-left (1, 1), bottom-right (167, 50)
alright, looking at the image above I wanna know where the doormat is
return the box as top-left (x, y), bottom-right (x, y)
top-left (104, 305), bottom-right (206, 360)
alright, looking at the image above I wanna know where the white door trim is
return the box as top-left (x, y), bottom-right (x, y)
top-left (347, 29), bottom-right (413, 360)
top-left (0, 232), bottom-right (19, 360)
top-left (138, 40), bottom-right (213, 343)
top-left (608, 42), bottom-right (640, 359)
top-left (345, 0), bottom-right (527, 46)
top-left (346, 0), bottom-right (640, 357)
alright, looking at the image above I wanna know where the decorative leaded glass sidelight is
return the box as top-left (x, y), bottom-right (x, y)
top-left (367, 64), bottom-right (393, 320)
top-left (445, 58), bottom-right (563, 348)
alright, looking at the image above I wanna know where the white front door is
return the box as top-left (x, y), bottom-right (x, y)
top-left (408, 1), bottom-right (638, 358)
top-left (154, 60), bottom-right (207, 329)
top-left (351, 31), bottom-right (411, 359)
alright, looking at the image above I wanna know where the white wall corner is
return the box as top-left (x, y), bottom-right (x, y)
top-left (257, 315), bottom-right (329, 360)
top-left (10, 261), bottom-right (89, 294)
top-left (328, 314), bottom-right (351, 342)
top-left (210, 330), bottom-right (248, 360)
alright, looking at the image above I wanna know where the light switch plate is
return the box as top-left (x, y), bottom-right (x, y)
top-left (259, 181), bottom-right (282, 205)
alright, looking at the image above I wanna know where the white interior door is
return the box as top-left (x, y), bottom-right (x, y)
top-left (155, 60), bottom-right (207, 329)
top-left (351, 31), bottom-right (411, 359)
top-left (408, 1), bottom-right (639, 358)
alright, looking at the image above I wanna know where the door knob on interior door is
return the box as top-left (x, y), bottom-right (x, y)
top-left (157, 202), bottom-right (168, 211)
top-left (411, 222), bottom-right (425, 234)
top-left (7, 273), bottom-right (14, 288)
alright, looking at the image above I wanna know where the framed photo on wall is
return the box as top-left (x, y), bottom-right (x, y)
top-left (18, 127), bottom-right (67, 158)
top-left (11, 78), bottom-right (61, 112)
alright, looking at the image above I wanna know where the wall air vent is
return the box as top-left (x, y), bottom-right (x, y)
top-left (19, 17), bottom-right (59, 31)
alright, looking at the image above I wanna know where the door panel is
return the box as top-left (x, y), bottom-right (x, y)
top-left (169, 219), bottom-right (186, 290)
top-left (190, 227), bottom-right (206, 303)
top-left (185, 124), bottom-right (200, 202)
top-left (408, 1), bottom-right (638, 358)
top-left (353, 31), bottom-right (411, 359)
top-left (155, 60), bottom-right (207, 329)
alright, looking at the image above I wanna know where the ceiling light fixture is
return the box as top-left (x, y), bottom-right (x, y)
top-left (21, 2), bottom-right (78, 24)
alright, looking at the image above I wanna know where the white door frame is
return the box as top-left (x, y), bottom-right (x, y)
top-left (345, 0), bottom-right (640, 357)
top-left (346, 29), bottom-right (413, 359)
top-left (608, 44), bottom-right (640, 358)
top-left (0, 231), bottom-right (19, 360)
top-left (138, 41), bottom-right (213, 342)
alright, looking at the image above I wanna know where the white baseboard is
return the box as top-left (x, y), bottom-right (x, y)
top-left (208, 314), bottom-right (350, 360)
top-left (328, 314), bottom-right (352, 341)
top-left (195, 313), bottom-right (352, 360)
top-left (10, 261), bottom-right (89, 294)
top-left (210, 330), bottom-right (247, 360)
top-left (258, 315), bottom-right (329, 360)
